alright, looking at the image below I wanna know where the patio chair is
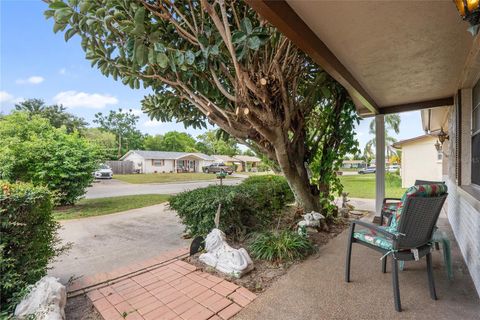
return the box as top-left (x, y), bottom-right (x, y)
top-left (380, 180), bottom-right (445, 226)
top-left (345, 184), bottom-right (448, 312)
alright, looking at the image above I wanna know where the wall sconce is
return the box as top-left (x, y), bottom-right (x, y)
top-left (438, 127), bottom-right (449, 144)
top-left (434, 140), bottom-right (442, 152)
top-left (453, 0), bottom-right (480, 35)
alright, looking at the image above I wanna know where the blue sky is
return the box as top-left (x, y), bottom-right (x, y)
top-left (0, 0), bottom-right (424, 151)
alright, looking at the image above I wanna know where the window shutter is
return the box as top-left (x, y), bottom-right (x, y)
top-left (455, 90), bottom-right (462, 186)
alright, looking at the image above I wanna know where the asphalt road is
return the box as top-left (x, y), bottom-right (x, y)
top-left (85, 177), bottom-right (243, 199)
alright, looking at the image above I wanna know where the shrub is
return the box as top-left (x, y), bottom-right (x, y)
top-left (0, 181), bottom-right (65, 314)
top-left (169, 175), bottom-right (294, 238)
top-left (0, 112), bottom-right (100, 205)
top-left (249, 230), bottom-right (314, 263)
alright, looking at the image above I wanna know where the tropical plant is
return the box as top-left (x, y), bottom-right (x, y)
top-left (365, 114), bottom-right (401, 160)
top-left (249, 230), bottom-right (314, 263)
top-left (0, 112), bottom-right (100, 205)
top-left (46, 0), bottom-right (360, 215)
top-left (93, 108), bottom-right (144, 158)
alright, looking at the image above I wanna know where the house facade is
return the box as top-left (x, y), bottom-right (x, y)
top-left (393, 135), bottom-right (443, 188)
top-left (120, 150), bottom-right (215, 173)
top-left (233, 155), bottom-right (262, 172)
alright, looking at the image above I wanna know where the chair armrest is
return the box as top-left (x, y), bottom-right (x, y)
top-left (351, 220), bottom-right (399, 240)
top-left (383, 197), bottom-right (401, 204)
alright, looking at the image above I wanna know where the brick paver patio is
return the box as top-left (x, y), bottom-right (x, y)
top-left (68, 248), bottom-right (256, 320)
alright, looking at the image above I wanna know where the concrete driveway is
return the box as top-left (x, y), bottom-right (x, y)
top-left (86, 178), bottom-right (242, 199)
top-left (49, 203), bottom-right (189, 284)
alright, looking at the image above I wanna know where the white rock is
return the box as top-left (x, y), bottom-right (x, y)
top-left (199, 228), bottom-right (253, 278)
top-left (14, 276), bottom-right (66, 320)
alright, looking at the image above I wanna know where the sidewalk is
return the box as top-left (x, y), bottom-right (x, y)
top-left (235, 213), bottom-right (480, 320)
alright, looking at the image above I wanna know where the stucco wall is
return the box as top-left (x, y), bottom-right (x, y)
top-left (400, 136), bottom-right (442, 187)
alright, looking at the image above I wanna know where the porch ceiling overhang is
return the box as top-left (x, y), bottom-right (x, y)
top-left (246, 0), bottom-right (475, 117)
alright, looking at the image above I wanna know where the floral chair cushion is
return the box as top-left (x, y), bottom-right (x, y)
top-left (353, 227), bottom-right (392, 250)
top-left (382, 203), bottom-right (401, 216)
top-left (387, 183), bottom-right (448, 233)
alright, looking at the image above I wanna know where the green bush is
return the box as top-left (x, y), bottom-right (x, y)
top-left (0, 181), bottom-right (65, 314)
top-left (0, 112), bottom-right (100, 205)
top-left (249, 230), bottom-right (314, 263)
top-left (169, 175), bottom-right (294, 238)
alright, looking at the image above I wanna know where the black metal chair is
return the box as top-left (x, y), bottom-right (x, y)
top-left (345, 187), bottom-right (448, 312)
top-left (380, 180), bottom-right (445, 226)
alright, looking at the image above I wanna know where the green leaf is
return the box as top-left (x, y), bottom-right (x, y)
top-left (210, 45), bottom-right (219, 56)
top-left (132, 7), bottom-right (145, 35)
top-left (156, 52), bottom-right (168, 68)
top-left (148, 48), bottom-right (156, 64)
top-left (232, 31), bottom-right (247, 44)
top-left (53, 22), bottom-right (66, 34)
top-left (320, 87), bottom-right (331, 98)
top-left (49, 1), bottom-right (69, 10)
top-left (154, 43), bottom-right (166, 53)
top-left (135, 42), bottom-right (146, 66)
top-left (64, 28), bottom-right (77, 41)
top-left (175, 50), bottom-right (185, 65)
top-left (246, 36), bottom-right (261, 50)
top-left (44, 9), bottom-right (55, 19)
top-left (185, 50), bottom-right (195, 65)
top-left (241, 18), bottom-right (253, 34)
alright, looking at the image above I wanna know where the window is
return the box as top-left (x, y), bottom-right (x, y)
top-left (472, 81), bottom-right (480, 185)
top-left (152, 159), bottom-right (164, 167)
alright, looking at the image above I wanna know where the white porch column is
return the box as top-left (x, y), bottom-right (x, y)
top-left (375, 114), bottom-right (385, 215)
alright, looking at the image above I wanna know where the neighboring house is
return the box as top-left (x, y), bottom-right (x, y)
top-left (212, 155), bottom-right (240, 168)
top-left (120, 150), bottom-right (215, 173)
top-left (234, 155), bottom-right (262, 172)
top-left (393, 135), bottom-right (443, 188)
top-left (341, 159), bottom-right (366, 169)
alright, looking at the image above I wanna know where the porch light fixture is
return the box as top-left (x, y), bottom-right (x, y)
top-left (434, 140), bottom-right (442, 152)
top-left (438, 127), bottom-right (449, 144)
top-left (454, 0), bottom-right (480, 35)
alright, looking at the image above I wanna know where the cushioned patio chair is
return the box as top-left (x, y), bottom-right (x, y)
top-left (345, 184), bottom-right (448, 312)
top-left (380, 180), bottom-right (445, 226)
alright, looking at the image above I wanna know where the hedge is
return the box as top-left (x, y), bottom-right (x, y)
top-left (169, 175), bottom-right (294, 238)
top-left (0, 181), bottom-right (64, 314)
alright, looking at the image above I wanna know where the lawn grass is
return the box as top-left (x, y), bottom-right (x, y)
top-left (339, 174), bottom-right (406, 199)
top-left (114, 172), bottom-right (236, 184)
top-left (54, 194), bottom-right (170, 220)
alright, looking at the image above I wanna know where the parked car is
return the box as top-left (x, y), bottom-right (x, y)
top-left (387, 165), bottom-right (400, 173)
top-left (202, 163), bottom-right (233, 174)
top-left (358, 166), bottom-right (376, 174)
top-left (93, 164), bottom-right (113, 179)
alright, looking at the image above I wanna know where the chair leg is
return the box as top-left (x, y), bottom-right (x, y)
top-left (392, 256), bottom-right (402, 312)
top-left (382, 255), bottom-right (387, 273)
top-left (345, 224), bottom-right (354, 283)
top-left (426, 252), bottom-right (437, 300)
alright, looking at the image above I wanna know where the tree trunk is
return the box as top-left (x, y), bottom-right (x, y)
top-left (274, 145), bottom-right (321, 213)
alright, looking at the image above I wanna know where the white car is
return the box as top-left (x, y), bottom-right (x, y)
top-left (94, 164), bottom-right (113, 179)
top-left (387, 165), bottom-right (400, 173)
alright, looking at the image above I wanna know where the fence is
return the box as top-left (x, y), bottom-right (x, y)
top-left (106, 161), bottom-right (134, 174)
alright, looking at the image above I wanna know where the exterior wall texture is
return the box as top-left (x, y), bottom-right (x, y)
top-left (400, 136), bottom-right (442, 188)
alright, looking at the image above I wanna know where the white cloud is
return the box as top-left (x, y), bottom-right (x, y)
top-left (0, 91), bottom-right (14, 103)
top-left (16, 76), bottom-right (45, 85)
top-left (144, 119), bottom-right (162, 127)
top-left (59, 68), bottom-right (67, 75)
top-left (53, 91), bottom-right (119, 109)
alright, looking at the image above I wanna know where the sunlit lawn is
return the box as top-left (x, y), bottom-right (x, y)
top-left (339, 174), bottom-right (406, 199)
top-left (114, 172), bottom-right (237, 184)
top-left (54, 194), bottom-right (170, 220)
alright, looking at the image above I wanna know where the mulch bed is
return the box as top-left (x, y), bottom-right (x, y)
top-left (65, 294), bottom-right (102, 320)
top-left (184, 213), bottom-right (363, 295)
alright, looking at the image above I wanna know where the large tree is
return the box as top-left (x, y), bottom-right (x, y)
top-left (196, 129), bottom-right (239, 156)
top-left (144, 131), bottom-right (198, 152)
top-left (15, 98), bottom-right (88, 133)
top-left (93, 108), bottom-right (144, 158)
top-left (46, 0), bottom-right (359, 213)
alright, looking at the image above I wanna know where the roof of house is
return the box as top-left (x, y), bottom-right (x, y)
top-left (234, 155), bottom-right (261, 162)
top-left (212, 155), bottom-right (239, 162)
top-left (392, 135), bottom-right (436, 148)
top-left (121, 150), bottom-right (215, 161)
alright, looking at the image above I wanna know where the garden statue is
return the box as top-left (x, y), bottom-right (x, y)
top-left (199, 228), bottom-right (254, 278)
top-left (297, 211), bottom-right (325, 235)
top-left (14, 276), bottom-right (66, 320)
